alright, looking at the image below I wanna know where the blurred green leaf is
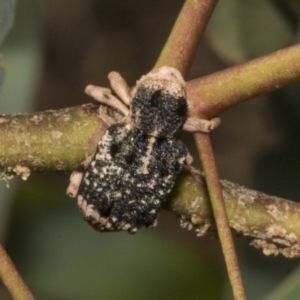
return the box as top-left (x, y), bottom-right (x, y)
top-left (0, 0), bottom-right (16, 91)
top-left (0, 0), bottom-right (16, 47)
top-left (208, 0), bottom-right (295, 63)
top-left (0, 55), bottom-right (4, 94)
top-left (264, 264), bottom-right (300, 300)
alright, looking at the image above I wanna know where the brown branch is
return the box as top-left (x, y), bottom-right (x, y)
top-left (194, 133), bottom-right (246, 299)
top-left (154, 1), bottom-right (246, 298)
top-left (0, 104), bottom-right (110, 174)
top-left (167, 170), bottom-right (300, 258)
top-left (155, 0), bottom-right (218, 77)
top-left (0, 244), bottom-right (35, 300)
top-left (187, 43), bottom-right (300, 118)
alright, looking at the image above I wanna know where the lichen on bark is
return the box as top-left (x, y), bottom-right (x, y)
top-left (167, 170), bottom-right (300, 258)
top-left (0, 104), bottom-right (107, 176)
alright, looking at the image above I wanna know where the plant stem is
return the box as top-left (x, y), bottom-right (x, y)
top-left (155, 0), bottom-right (218, 77)
top-left (194, 133), bottom-right (247, 300)
top-left (187, 43), bottom-right (300, 118)
top-left (168, 170), bottom-right (300, 258)
top-left (155, 0), bottom-right (247, 298)
top-left (0, 244), bottom-right (35, 300)
top-left (0, 104), bottom-right (109, 173)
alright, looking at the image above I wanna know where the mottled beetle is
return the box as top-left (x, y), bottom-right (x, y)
top-left (67, 66), bottom-right (219, 234)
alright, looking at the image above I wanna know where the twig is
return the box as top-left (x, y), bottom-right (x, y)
top-left (0, 104), bottom-right (113, 173)
top-left (167, 170), bottom-right (300, 258)
top-left (194, 133), bottom-right (247, 299)
top-left (154, 0), bottom-right (246, 298)
top-left (187, 43), bottom-right (300, 118)
top-left (155, 0), bottom-right (218, 77)
top-left (0, 244), bottom-right (35, 300)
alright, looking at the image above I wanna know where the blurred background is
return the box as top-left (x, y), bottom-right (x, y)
top-left (0, 1), bottom-right (300, 299)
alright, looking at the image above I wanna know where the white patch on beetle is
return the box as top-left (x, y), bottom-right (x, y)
top-left (67, 66), bottom-right (220, 234)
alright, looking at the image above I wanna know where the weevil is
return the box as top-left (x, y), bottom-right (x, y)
top-left (67, 66), bottom-right (220, 234)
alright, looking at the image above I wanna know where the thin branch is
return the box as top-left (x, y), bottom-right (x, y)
top-left (0, 244), bottom-right (35, 300)
top-left (194, 134), bottom-right (247, 300)
top-left (187, 43), bottom-right (300, 118)
top-left (155, 0), bottom-right (218, 77)
top-left (0, 104), bottom-right (113, 173)
top-left (154, 1), bottom-right (246, 299)
top-left (167, 170), bottom-right (300, 258)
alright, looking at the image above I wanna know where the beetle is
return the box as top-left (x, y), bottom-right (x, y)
top-left (67, 66), bottom-right (220, 234)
